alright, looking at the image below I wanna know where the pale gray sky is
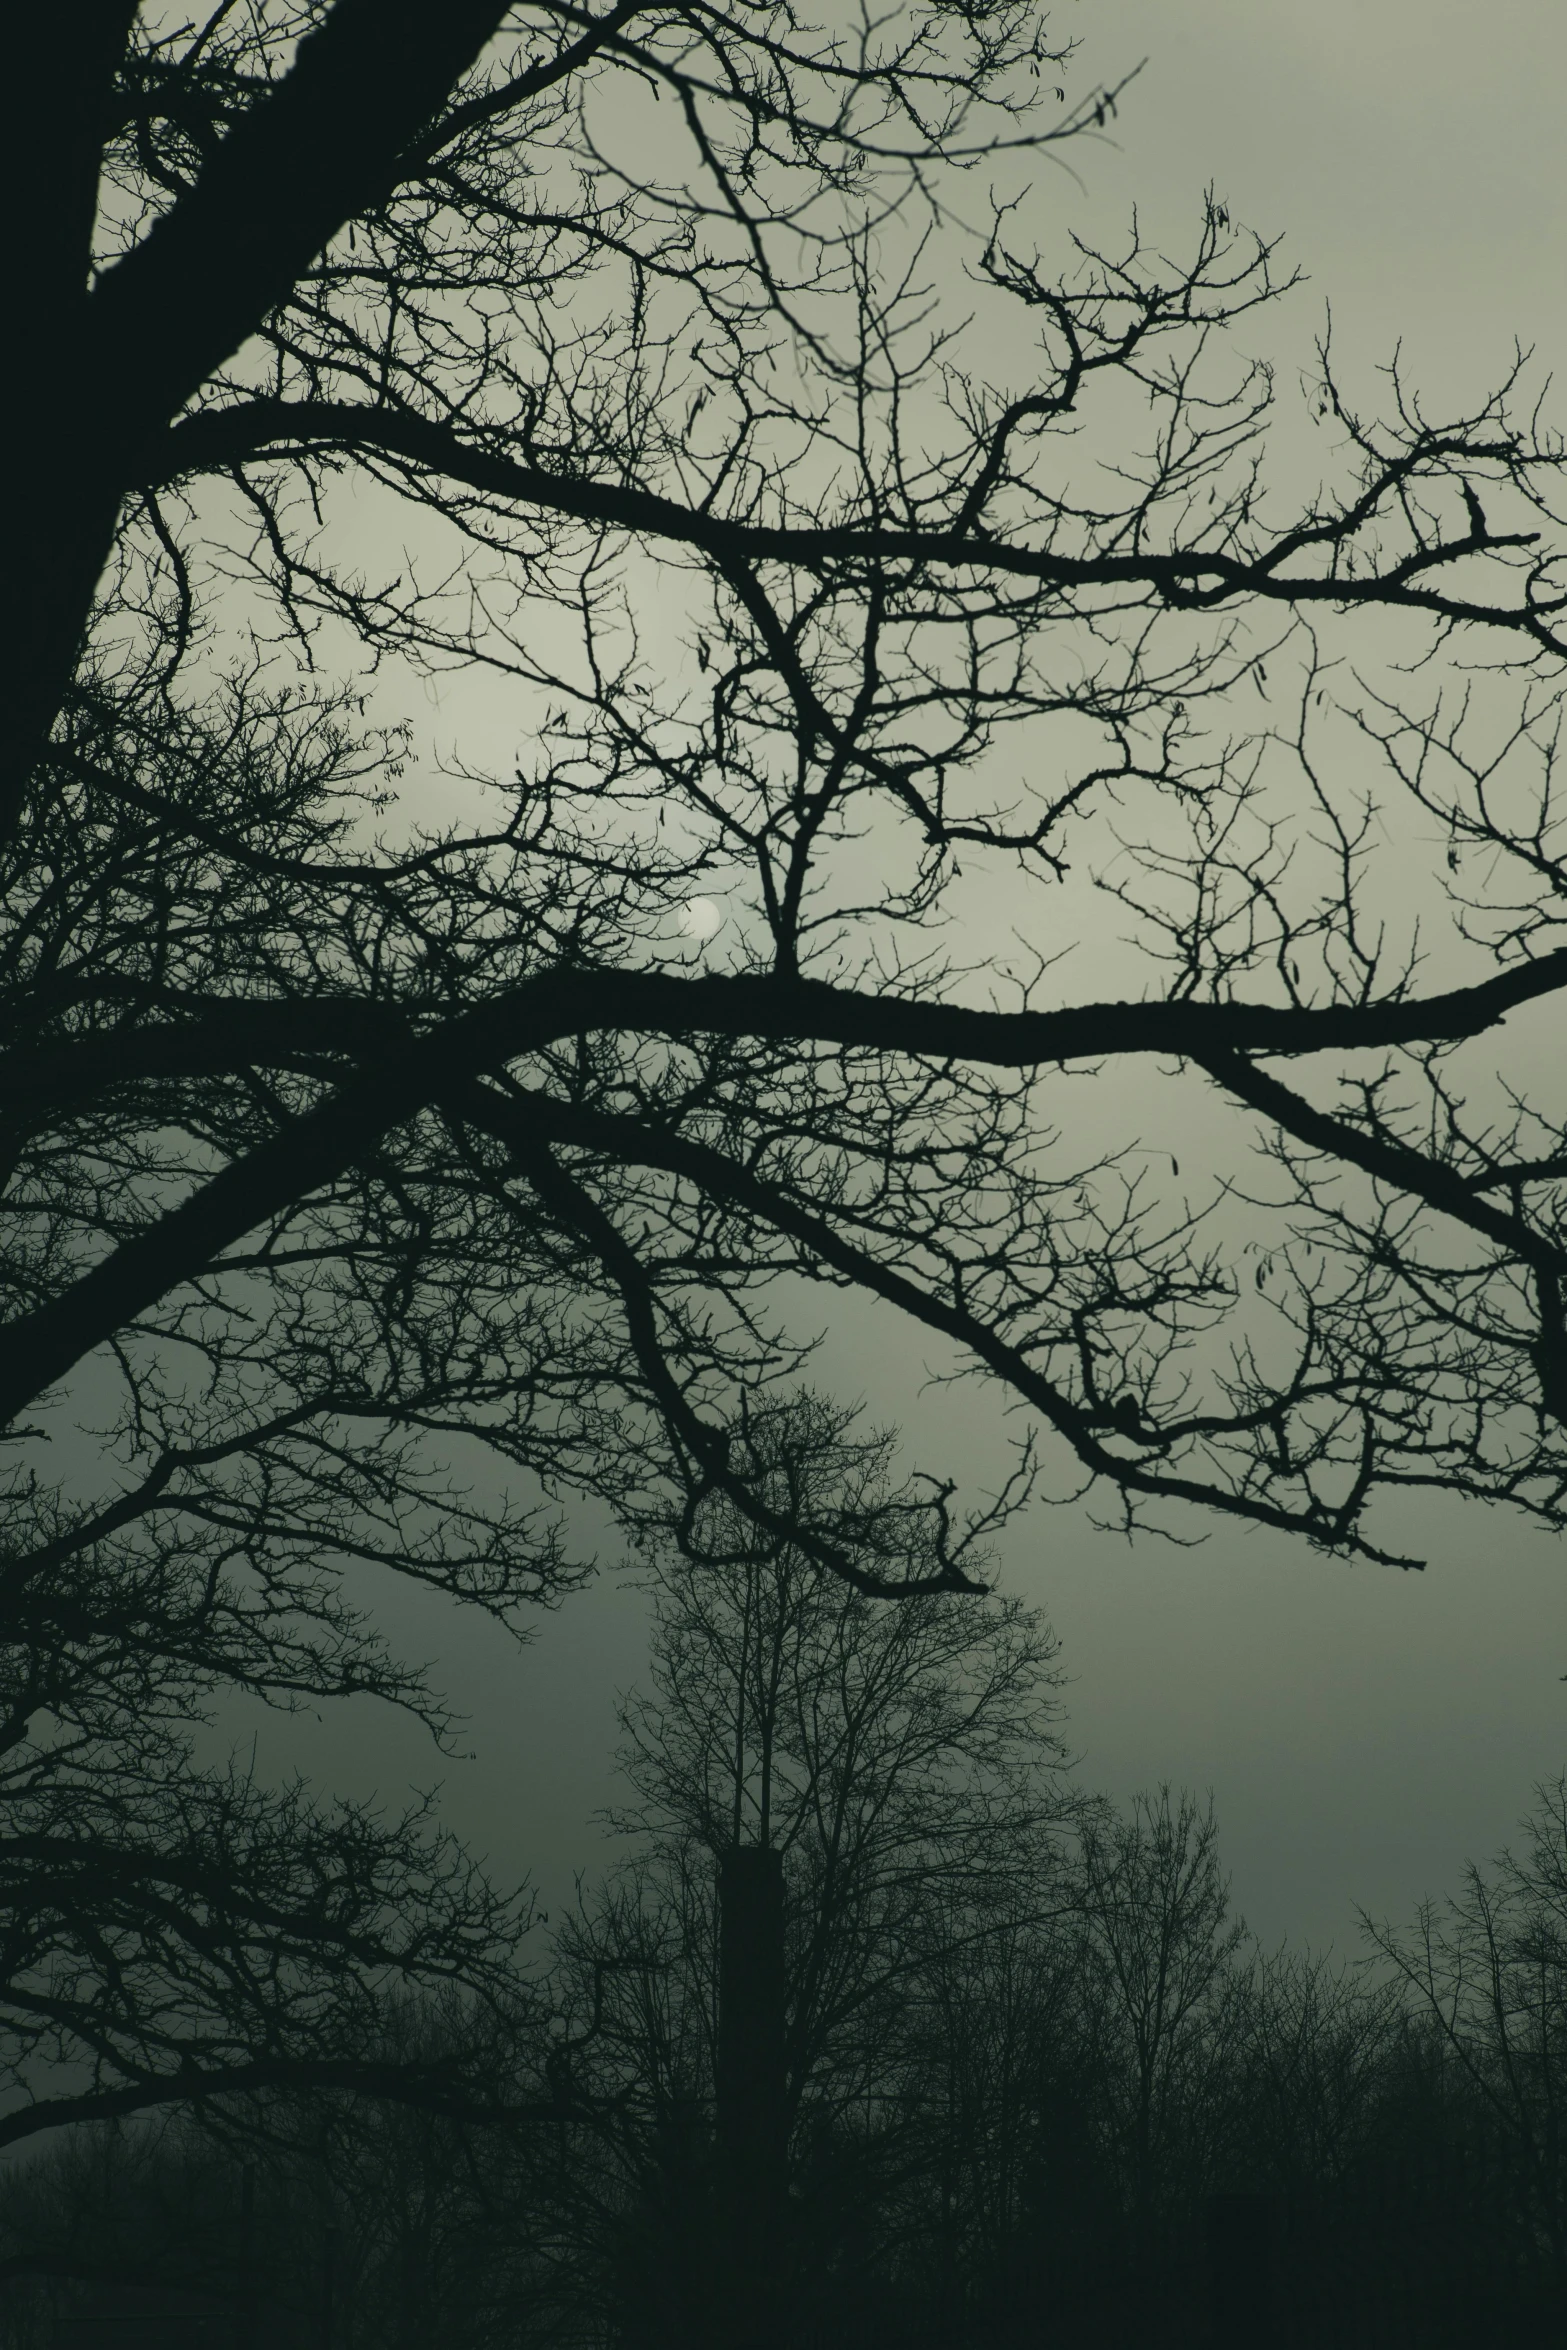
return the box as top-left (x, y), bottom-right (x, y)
top-left (257, 0), bottom-right (1567, 1963)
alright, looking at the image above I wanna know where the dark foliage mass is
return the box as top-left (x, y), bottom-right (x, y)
top-left (5, 0), bottom-right (1567, 2206)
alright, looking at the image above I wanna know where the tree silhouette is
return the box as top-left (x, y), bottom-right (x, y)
top-left (1071, 1789), bottom-right (1247, 2289)
top-left (12, 2), bottom-right (1567, 1579)
top-left (550, 1395), bottom-right (1074, 2343)
top-left (10, 0), bottom-right (1567, 2153)
top-left (1362, 1776), bottom-right (1567, 2307)
top-left (3, 1752), bottom-right (1560, 2346)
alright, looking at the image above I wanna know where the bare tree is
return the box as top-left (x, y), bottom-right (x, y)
top-left (0, 681), bottom-right (584, 2145)
top-left (12, 1), bottom-right (1567, 1587)
top-left (11, 0), bottom-right (1567, 2153)
top-left (549, 1394), bottom-right (1074, 2337)
top-left (6, 0), bottom-right (1084, 827)
top-left (608, 1396), bottom-right (1071, 2095)
top-left (1227, 1943), bottom-right (1403, 2200)
top-left (1072, 1787), bottom-right (1247, 2262)
top-left (0, 1988), bottom-right (566, 2350)
top-left (0, 1755), bottom-right (542, 2153)
top-left (876, 1825), bottom-right (1405, 2345)
top-left (1362, 1776), bottom-right (1567, 2301)
top-left (877, 1881), bottom-right (1089, 2345)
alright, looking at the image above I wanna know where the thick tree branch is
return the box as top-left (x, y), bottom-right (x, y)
top-left (2, 1), bottom-right (518, 841)
top-left (1196, 1048), bottom-right (1567, 1421)
top-left (11, 949), bottom-right (1567, 1122)
top-left (1194, 1050), bottom-right (1561, 1275)
top-left (9, 951), bottom-right (1567, 1437)
top-left (88, 2), bottom-right (517, 452)
top-left (154, 397), bottom-right (1563, 641)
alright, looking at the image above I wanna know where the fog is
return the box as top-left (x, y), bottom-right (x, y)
top-left (236, 0), bottom-right (1567, 1964)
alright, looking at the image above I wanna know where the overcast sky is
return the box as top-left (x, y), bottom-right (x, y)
top-left (258, 0), bottom-right (1567, 1963)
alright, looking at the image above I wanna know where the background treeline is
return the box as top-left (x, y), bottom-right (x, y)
top-left (2, 1407), bottom-right (1563, 2349)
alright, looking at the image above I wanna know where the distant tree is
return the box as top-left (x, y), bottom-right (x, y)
top-left (1227, 1942), bottom-right (1402, 2200)
top-left (1071, 1788), bottom-right (1248, 2267)
top-left (879, 1817), bottom-right (1410, 2349)
top-left (876, 1879), bottom-right (1091, 2346)
top-left (0, 1989), bottom-right (563, 2350)
top-left (549, 1394), bottom-right (1075, 2341)
top-left (8, 1758), bottom-right (1564, 2349)
top-left (1362, 1775), bottom-right (1567, 2306)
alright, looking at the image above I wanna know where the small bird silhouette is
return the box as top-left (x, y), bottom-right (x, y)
top-left (1462, 480), bottom-right (1488, 539)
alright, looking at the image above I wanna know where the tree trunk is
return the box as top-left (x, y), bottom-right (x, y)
top-left (716, 1846), bottom-right (787, 2350)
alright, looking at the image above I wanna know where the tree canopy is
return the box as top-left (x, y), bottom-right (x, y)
top-left (13, 1), bottom-right (1567, 1576)
top-left (6, 0), bottom-right (1567, 2143)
